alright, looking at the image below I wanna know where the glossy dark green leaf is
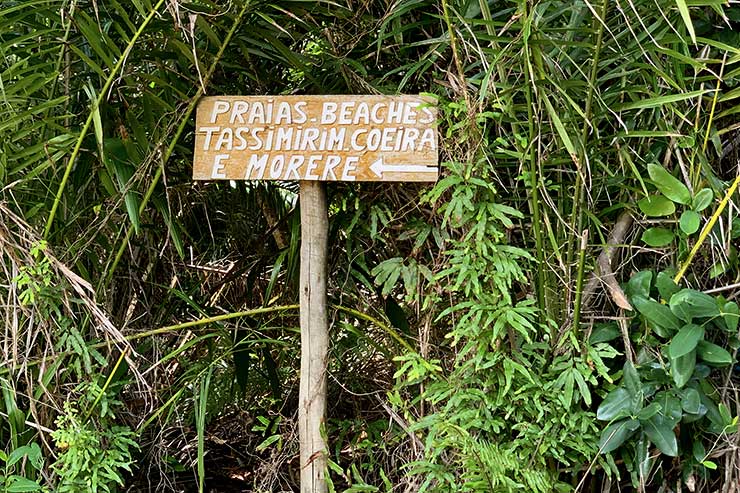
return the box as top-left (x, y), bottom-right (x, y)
top-left (647, 163), bottom-right (691, 205)
top-left (669, 289), bottom-right (721, 321)
top-left (597, 387), bottom-right (632, 421)
top-left (638, 195), bottom-right (675, 217)
top-left (642, 227), bottom-right (674, 247)
top-left (654, 391), bottom-right (683, 427)
top-left (679, 210), bottom-right (701, 235)
top-left (599, 418), bottom-right (640, 454)
top-left (655, 272), bottom-right (680, 302)
top-left (697, 340), bottom-right (733, 366)
top-left (671, 349), bottom-right (696, 388)
top-left (680, 388), bottom-right (701, 414)
top-left (626, 271), bottom-right (653, 299)
top-left (623, 361), bottom-right (642, 404)
top-left (669, 324), bottom-right (704, 359)
top-left (642, 414), bottom-right (678, 456)
top-left (632, 296), bottom-right (681, 333)
top-left (636, 402), bottom-right (662, 420)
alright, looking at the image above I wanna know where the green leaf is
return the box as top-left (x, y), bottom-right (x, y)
top-left (671, 349), bottom-right (696, 388)
top-left (647, 164), bottom-right (691, 205)
top-left (697, 341), bottom-right (733, 366)
top-left (6, 477), bottom-right (42, 492)
top-left (669, 324), bottom-right (704, 359)
top-left (638, 195), bottom-right (675, 217)
top-left (692, 188), bottom-right (713, 211)
top-left (597, 387), bottom-right (633, 421)
top-left (642, 414), bottom-right (678, 457)
top-left (632, 296), bottom-right (681, 333)
top-left (669, 289), bottom-right (721, 321)
top-left (626, 271), bottom-right (653, 299)
top-left (680, 388), bottom-right (701, 414)
top-left (642, 227), bottom-right (674, 247)
top-left (679, 210), bottom-right (701, 235)
top-left (674, 0), bottom-right (697, 44)
top-left (723, 301), bottom-right (739, 332)
top-left (623, 361), bottom-right (642, 403)
top-left (637, 402), bottom-right (662, 420)
top-left (655, 272), bottom-right (680, 302)
top-left (599, 418), bottom-right (640, 454)
top-left (590, 323), bottom-right (621, 344)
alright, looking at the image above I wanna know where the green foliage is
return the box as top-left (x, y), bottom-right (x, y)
top-left (596, 270), bottom-right (739, 487)
top-left (51, 401), bottom-right (137, 492)
top-left (0, 443), bottom-right (44, 493)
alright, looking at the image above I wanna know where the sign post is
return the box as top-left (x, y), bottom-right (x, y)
top-left (193, 95), bottom-right (437, 492)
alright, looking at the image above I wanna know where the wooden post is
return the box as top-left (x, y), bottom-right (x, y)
top-left (298, 181), bottom-right (329, 493)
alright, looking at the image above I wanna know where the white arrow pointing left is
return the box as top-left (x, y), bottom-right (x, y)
top-left (370, 158), bottom-right (437, 178)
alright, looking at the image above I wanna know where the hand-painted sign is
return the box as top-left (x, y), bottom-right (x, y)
top-left (193, 95), bottom-right (438, 182)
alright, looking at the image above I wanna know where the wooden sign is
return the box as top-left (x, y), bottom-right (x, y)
top-left (193, 95), bottom-right (438, 182)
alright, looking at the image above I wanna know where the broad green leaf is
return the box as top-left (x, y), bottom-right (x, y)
top-left (637, 402), bottom-right (662, 420)
top-left (692, 188), bottom-right (713, 211)
top-left (638, 195), bottom-right (675, 217)
top-left (623, 361), bottom-right (642, 403)
top-left (654, 391), bottom-right (683, 427)
top-left (669, 289), bottom-right (721, 321)
top-left (597, 387), bottom-right (632, 421)
top-left (626, 271), bottom-right (653, 299)
top-left (671, 349), bottom-right (696, 388)
top-left (590, 323), bottom-right (621, 344)
top-left (681, 388), bottom-right (701, 414)
top-left (697, 341), bottom-right (733, 365)
top-left (723, 301), bottom-right (739, 332)
top-left (599, 418), bottom-right (640, 454)
top-left (633, 296), bottom-right (681, 333)
top-left (669, 324), bottom-right (704, 359)
top-left (647, 164), bottom-right (691, 205)
top-left (679, 210), bottom-right (701, 235)
top-left (643, 414), bottom-right (678, 456)
top-left (6, 477), bottom-right (42, 492)
top-left (674, 0), bottom-right (697, 44)
top-left (642, 227), bottom-right (674, 247)
top-left (655, 272), bottom-right (680, 301)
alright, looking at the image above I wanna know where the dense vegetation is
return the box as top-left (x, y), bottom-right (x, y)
top-left (1, 0), bottom-right (739, 491)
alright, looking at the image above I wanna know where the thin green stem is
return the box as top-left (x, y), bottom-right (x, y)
top-left (44, 0), bottom-right (167, 239)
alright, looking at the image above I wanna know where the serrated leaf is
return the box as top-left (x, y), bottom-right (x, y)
top-left (697, 341), bottom-right (733, 365)
top-left (647, 164), bottom-right (691, 205)
top-left (638, 195), bottom-right (675, 217)
top-left (669, 324), bottom-right (704, 359)
top-left (669, 289), bottom-right (720, 321)
top-left (692, 188), bottom-right (713, 211)
top-left (642, 227), bottom-right (674, 247)
top-left (679, 210), bottom-right (701, 235)
top-left (599, 418), bottom-right (640, 454)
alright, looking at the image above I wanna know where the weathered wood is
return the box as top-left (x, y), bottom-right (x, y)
top-left (298, 181), bottom-right (329, 493)
top-left (193, 95), bottom-right (438, 182)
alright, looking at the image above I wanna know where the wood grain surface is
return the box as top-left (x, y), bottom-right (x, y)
top-left (193, 95), bottom-right (438, 182)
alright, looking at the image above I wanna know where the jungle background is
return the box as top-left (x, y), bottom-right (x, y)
top-left (1, 0), bottom-right (740, 491)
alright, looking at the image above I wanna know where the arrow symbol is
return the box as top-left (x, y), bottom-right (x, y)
top-left (369, 157), bottom-right (437, 178)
